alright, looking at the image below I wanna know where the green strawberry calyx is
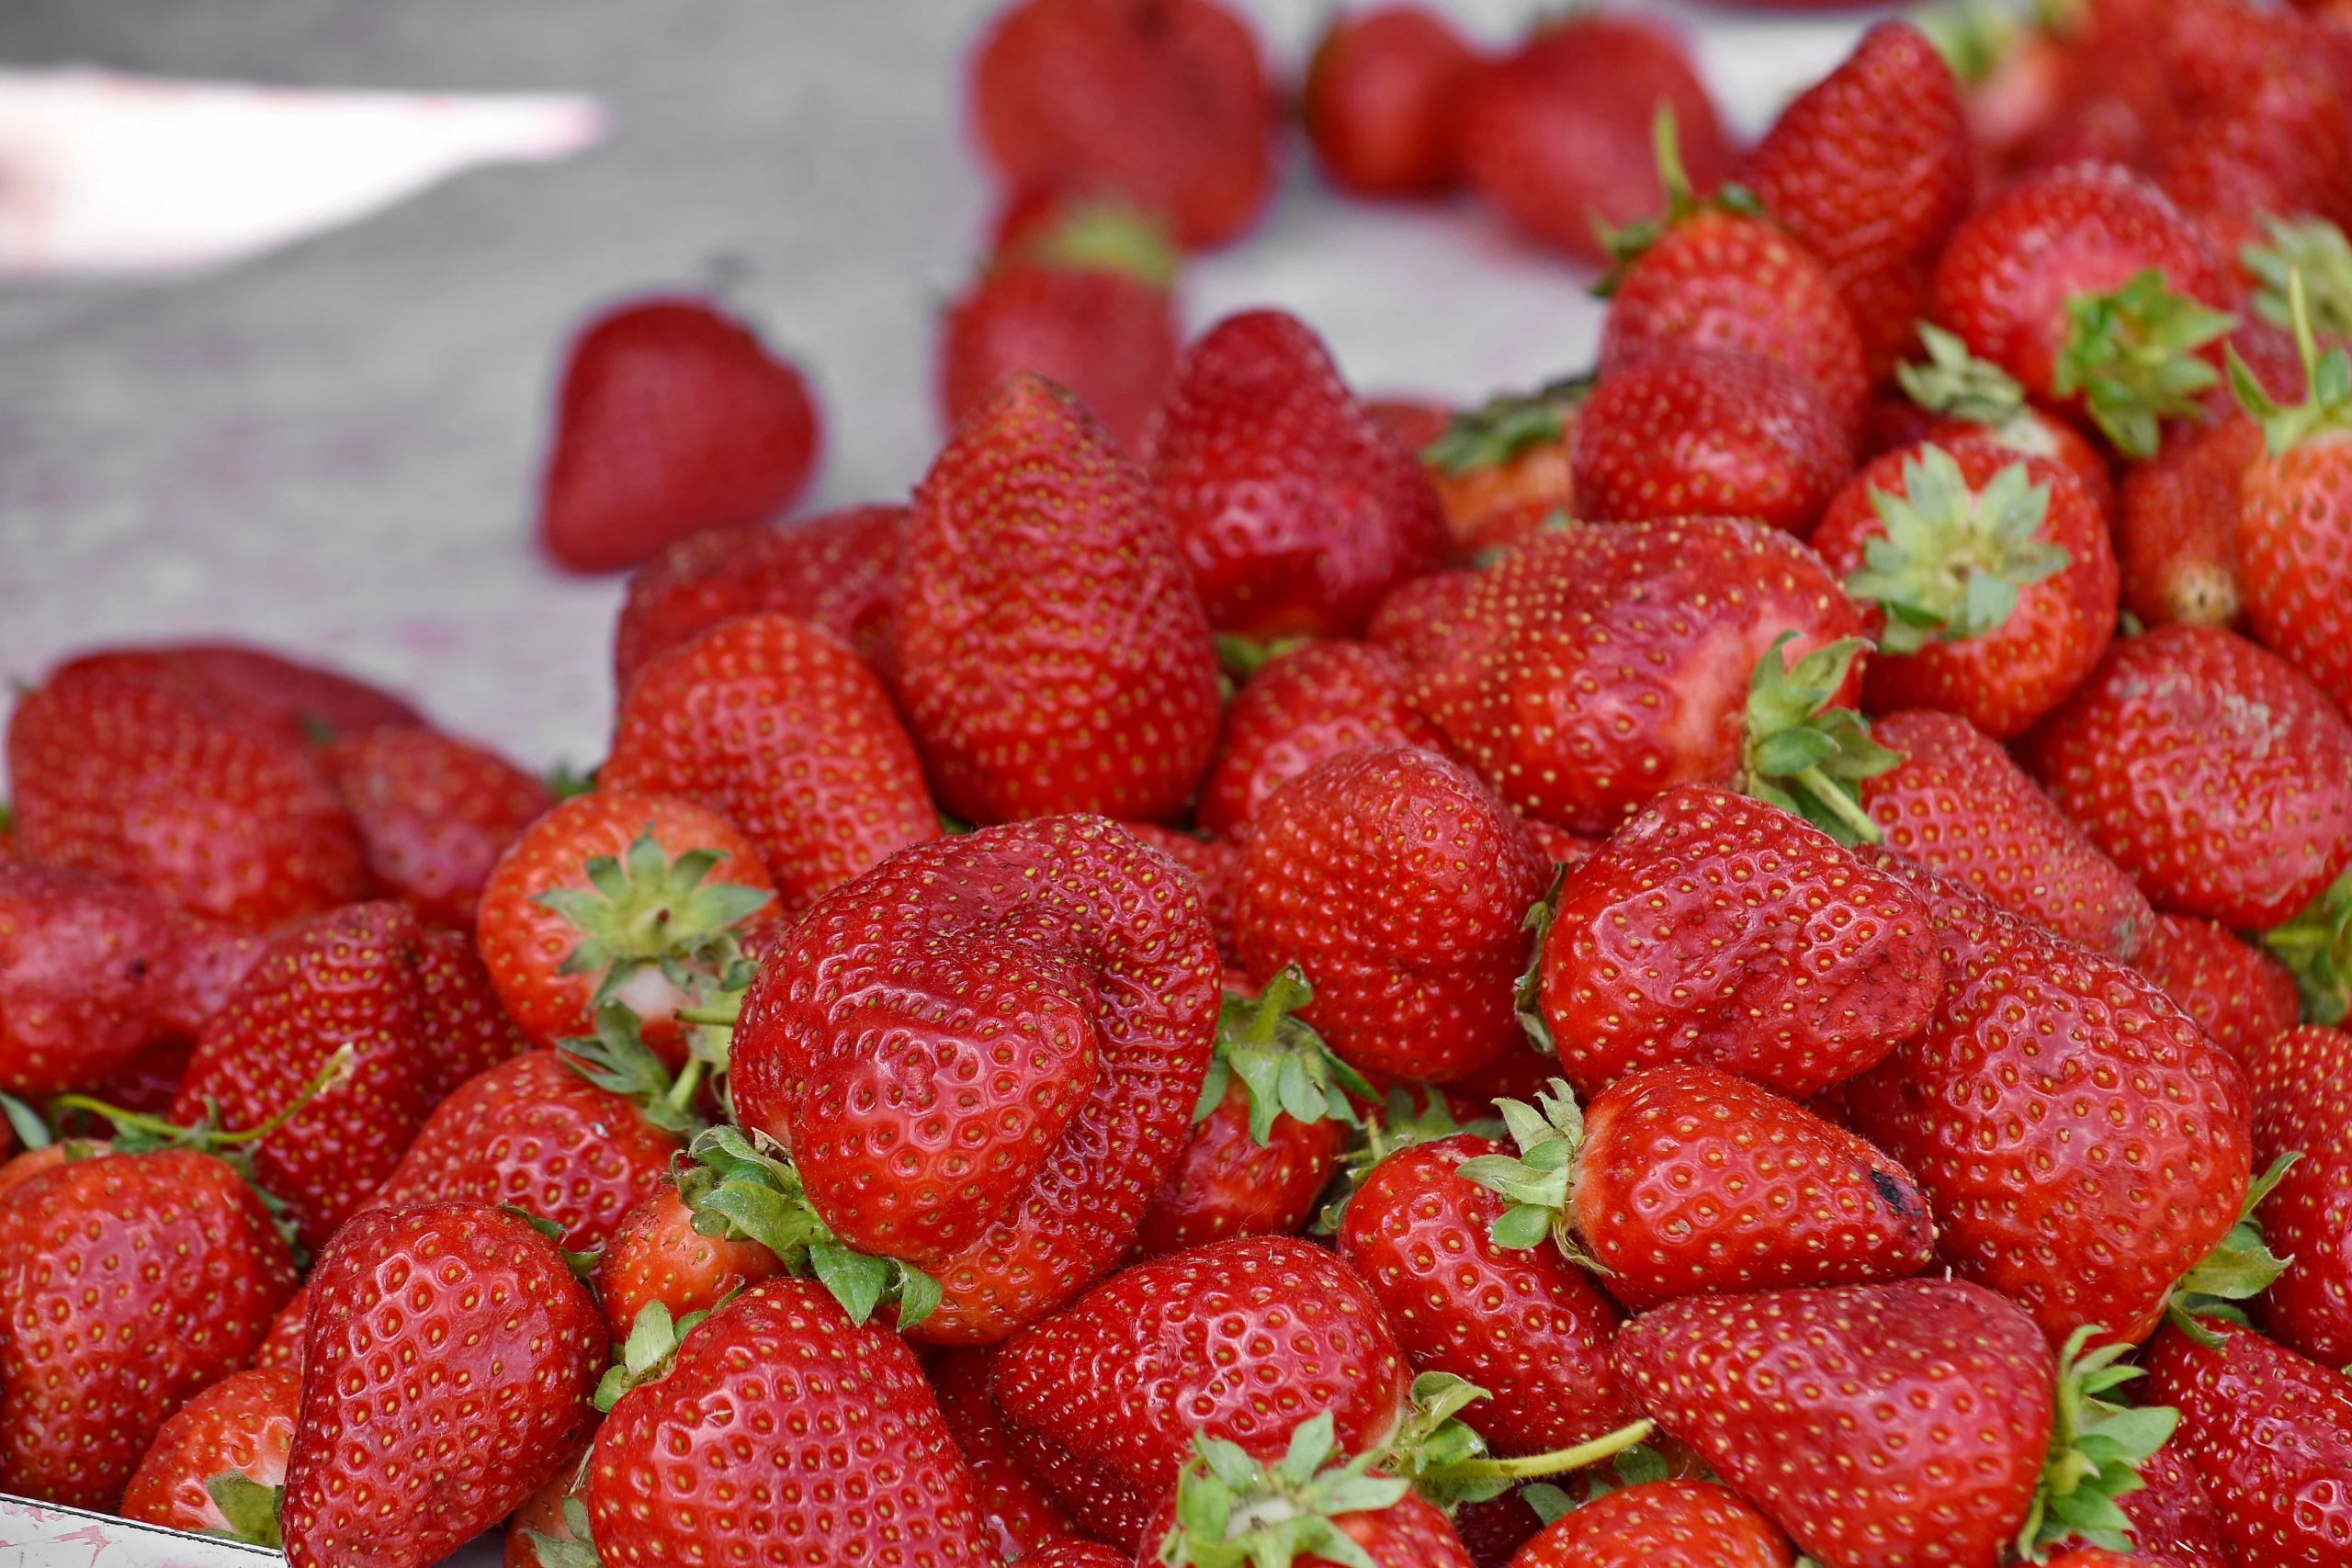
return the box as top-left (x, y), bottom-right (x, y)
top-left (594, 1298), bottom-right (718, 1413)
top-left (1916, 2), bottom-right (2020, 85)
top-left (2228, 265), bottom-right (2352, 457)
top-left (2244, 218), bottom-right (2352, 344)
top-left (1455, 1077), bottom-right (1600, 1269)
top-left (1381, 1371), bottom-right (1656, 1510)
top-left (1592, 107), bottom-right (1766, 289)
top-left (1216, 633), bottom-right (1311, 684)
top-left (2259, 860), bottom-right (2352, 1024)
top-left (500, 1205), bottom-right (604, 1280)
top-left (1013, 198), bottom-right (1180, 291)
top-left (200, 1472), bottom-right (283, 1550)
top-left (560, 1003), bottom-right (715, 1138)
top-left (1742, 633), bottom-right (1905, 847)
top-left (2052, 267), bottom-right (2236, 459)
top-left (2166, 1151), bottom-right (2301, 1345)
top-left (1843, 445), bottom-right (2071, 656)
top-left (673, 1123), bottom-right (942, 1330)
top-left (1898, 323), bottom-right (2031, 427)
top-left (1315, 1086), bottom-right (1502, 1235)
top-left (2014, 1325), bottom-right (2180, 1558)
top-left (1195, 967), bottom-right (1374, 1147)
top-left (525, 1495), bottom-right (603, 1568)
top-left (0, 1090), bottom-right (50, 1153)
top-left (1513, 864), bottom-right (1567, 1055)
top-left (1422, 377), bottom-right (1594, 477)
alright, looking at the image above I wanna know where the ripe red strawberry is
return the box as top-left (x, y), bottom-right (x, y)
top-left (1860, 708), bottom-right (2153, 960)
top-left (1198, 640), bottom-right (1445, 840)
top-left (0, 1146), bottom-right (296, 1508)
top-left (1843, 852), bottom-right (2253, 1349)
top-left (1027, 1544), bottom-right (1127, 1568)
top-left (2118, 414), bottom-right (2257, 629)
top-left (967, 0), bottom-right (1274, 250)
top-left (0, 863), bottom-right (188, 1097)
top-left (1336, 1133), bottom-right (1637, 1458)
top-left (1120, 823), bottom-right (1239, 962)
top-left (1457, 14), bottom-right (1730, 267)
top-left (1932, 163), bottom-right (2240, 457)
top-left (281, 1201), bottom-right (605, 1568)
top-left (322, 725), bottom-right (551, 930)
top-left (2134, 913), bottom-right (2300, 1064)
top-left (1892, 324), bottom-right (2120, 520)
top-left (1399, 520), bottom-right (1870, 837)
top-left (250, 1284), bottom-right (308, 1376)
top-left (731, 816), bottom-right (1220, 1342)
top-left (1303, 5), bottom-right (1475, 198)
top-left (898, 372), bottom-right (1222, 823)
top-left (537, 295), bottom-right (821, 574)
top-left (600, 612), bottom-right (939, 914)
top-left (931, 1346), bottom-right (1079, 1560)
top-left (1419, 380), bottom-right (1584, 550)
top-left (611, 503), bottom-right (904, 692)
top-left (1744, 21), bottom-right (1973, 373)
top-left (504, 1441), bottom-right (592, 1568)
top-left (6, 656), bottom-right (369, 929)
top-left (1572, 346), bottom-right (1853, 535)
top-left (990, 1235), bottom-right (1408, 1512)
top-left (2232, 299), bottom-right (2352, 719)
top-left (2022, 625), bottom-right (2352, 933)
top-left (2144, 1317), bottom-right (2352, 1566)
top-left (50, 641), bottom-right (423, 745)
top-left (152, 917), bottom-right (268, 1039)
top-left (475, 788), bottom-right (775, 1061)
top-left (1509, 1480), bottom-right (1795, 1568)
top-left (1810, 440), bottom-right (2117, 739)
top-left (118, 1366), bottom-right (299, 1545)
top-left (1143, 310), bottom-right (1449, 639)
top-left (1145, 1415), bottom-right (1475, 1568)
top-left (938, 203), bottom-right (1181, 450)
top-left (2067, 1439), bottom-right (2233, 1568)
top-left (1536, 785), bottom-right (1942, 1100)
top-left (593, 1179), bottom-right (780, 1342)
top-left (1233, 744), bottom-right (1550, 1083)
top-left (2245, 1025), bottom-right (2352, 1363)
top-left (1137, 970), bottom-right (1366, 1256)
top-left (589, 1278), bottom-right (997, 1563)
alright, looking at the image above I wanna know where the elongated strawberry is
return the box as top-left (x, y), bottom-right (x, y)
top-left (1843, 852), bottom-right (2252, 1350)
top-left (0, 863), bottom-right (187, 1097)
top-left (1199, 639), bottom-right (1445, 840)
top-left (322, 725), bottom-right (552, 930)
top-left (592, 1178), bottom-right (780, 1342)
top-left (1233, 745), bottom-right (1549, 1084)
top-left (2134, 913), bottom-right (2300, 1063)
top-left (899, 372), bottom-right (1222, 823)
top-left (930, 1345), bottom-right (1078, 1560)
top-left (1148, 1414), bottom-right (1475, 1568)
top-left (1509, 1480), bottom-right (1794, 1568)
top-left (119, 1366), bottom-right (300, 1545)
top-left (1811, 439), bottom-right (2117, 740)
top-left (2118, 415), bottom-right (2256, 630)
top-left (1143, 310), bottom-right (1449, 640)
top-left (731, 816), bottom-right (1220, 1342)
top-left (1535, 785), bottom-right (1941, 1100)
top-left (601, 612), bottom-right (938, 913)
top-left (0, 1143), bottom-right (295, 1512)
top-left (1860, 708), bottom-right (2154, 960)
top-left (282, 1201), bottom-right (605, 1568)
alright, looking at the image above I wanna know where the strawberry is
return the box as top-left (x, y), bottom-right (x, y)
top-left (1741, 21), bottom-right (1974, 376)
top-left (2072, 1439), bottom-right (2233, 1568)
top-left (2144, 1317), bottom-right (2352, 1566)
top-left (1617, 1280), bottom-right (2170, 1567)
top-left (118, 1366), bottom-right (300, 1545)
top-left (1931, 162), bottom-right (2240, 458)
top-left (593, 1179), bottom-right (779, 1342)
top-left (610, 503), bottom-right (904, 693)
top-left (1571, 345), bottom-right (1853, 535)
top-left (2245, 1025), bottom-right (2352, 1364)
top-left (1198, 639), bottom-right (1445, 840)
top-left (1336, 1133), bottom-right (1637, 1459)
top-left (253, 1284), bottom-right (307, 1375)
top-left (51, 641), bottom-right (423, 744)
top-left (1146, 1415), bottom-right (1475, 1568)
top-left (504, 1442), bottom-right (592, 1568)
top-left (587, 1279), bottom-right (998, 1563)
top-left (6, 654), bottom-right (369, 929)
top-left (930, 1345), bottom-right (1079, 1560)
top-left (938, 202), bottom-right (1181, 451)
top-left (2022, 625), bottom-right (2352, 933)
top-left (600, 612), bottom-right (939, 913)
top-left (966, 0), bottom-right (1274, 250)
top-left (1303, 5), bottom-right (1475, 199)
top-left (1120, 823), bottom-right (1239, 962)
top-left (2134, 913), bottom-right (2300, 1063)
top-left (1419, 380), bottom-right (1583, 549)
top-left (322, 725), bottom-right (552, 930)
top-left (1027, 1544), bottom-right (1127, 1568)
top-left (1137, 970), bottom-right (1367, 1256)
top-left (1534, 785), bottom-right (1942, 1100)
top-left (537, 295), bottom-right (821, 574)
top-left (2118, 414), bottom-right (2257, 629)
top-left (1143, 310), bottom-right (1449, 639)
top-left (1810, 440), bottom-right (2117, 739)
top-left (1462, 1066), bottom-right (1934, 1310)
top-left (281, 1201), bottom-right (605, 1568)
top-left (1860, 708), bottom-right (2153, 960)
top-left (990, 1235), bottom-right (1409, 1516)
top-left (1398, 520), bottom-right (1871, 838)
top-left (1842, 852), bottom-right (2253, 1349)
top-left (1232, 744), bottom-right (1550, 1083)
top-left (898, 372), bottom-right (1222, 823)
top-left (730, 816), bottom-right (1221, 1342)
top-left (1892, 324), bottom-right (2120, 520)
top-left (0, 1145), bottom-right (297, 1508)
top-left (1365, 396), bottom-right (1452, 453)
top-left (152, 917), bottom-right (269, 1039)
top-left (1508, 1479), bottom-right (1794, 1568)
top-left (1457, 14), bottom-right (1730, 267)
top-left (0, 863), bottom-right (187, 1097)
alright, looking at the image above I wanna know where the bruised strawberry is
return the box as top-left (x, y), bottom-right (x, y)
top-left (323, 726), bottom-right (552, 930)
top-left (1303, 5), bottom-right (1475, 198)
top-left (118, 1367), bottom-right (300, 1545)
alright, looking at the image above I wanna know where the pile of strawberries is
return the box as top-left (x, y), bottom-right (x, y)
top-left (14, 0), bottom-right (2352, 1565)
